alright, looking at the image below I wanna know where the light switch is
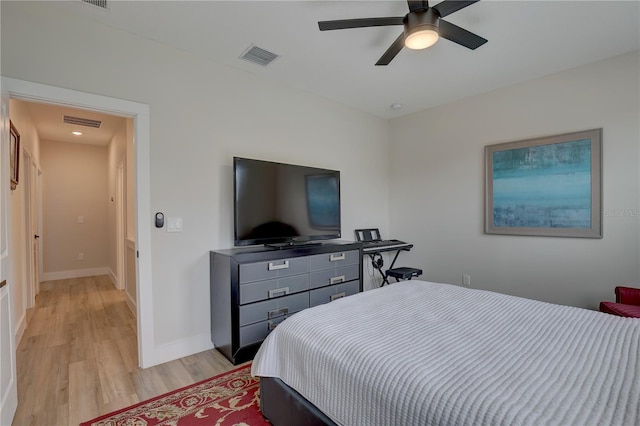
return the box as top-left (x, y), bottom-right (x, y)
top-left (167, 217), bottom-right (183, 233)
top-left (77, 216), bottom-right (84, 224)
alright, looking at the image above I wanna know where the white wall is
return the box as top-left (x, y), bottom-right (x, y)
top-left (389, 52), bottom-right (640, 309)
top-left (0, 2), bottom-right (390, 361)
top-left (40, 139), bottom-right (109, 276)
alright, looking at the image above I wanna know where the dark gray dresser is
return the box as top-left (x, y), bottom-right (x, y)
top-left (210, 241), bottom-right (363, 365)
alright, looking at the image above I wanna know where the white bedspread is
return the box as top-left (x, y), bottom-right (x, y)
top-left (251, 281), bottom-right (640, 426)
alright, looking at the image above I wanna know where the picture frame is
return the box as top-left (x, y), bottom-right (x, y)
top-left (485, 128), bottom-right (602, 238)
top-left (10, 120), bottom-right (20, 191)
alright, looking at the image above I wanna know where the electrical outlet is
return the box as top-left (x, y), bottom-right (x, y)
top-left (463, 274), bottom-right (471, 286)
top-left (78, 253), bottom-right (84, 261)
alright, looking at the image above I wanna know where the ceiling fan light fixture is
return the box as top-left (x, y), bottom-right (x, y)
top-left (405, 28), bottom-right (439, 49)
top-left (404, 9), bottom-right (440, 50)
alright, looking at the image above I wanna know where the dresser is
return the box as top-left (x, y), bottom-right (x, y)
top-left (210, 241), bottom-right (363, 365)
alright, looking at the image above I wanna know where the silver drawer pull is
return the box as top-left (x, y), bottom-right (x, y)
top-left (330, 292), bottom-right (346, 301)
top-left (329, 253), bottom-right (345, 262)
top-left (268, 260), bottom-right (289, 271)
top-left (330, 275), bottom-right (346, 284)
top-left (268, 320), bottom-right (283, 331)
top-left (268, 287), bottom-right (289, 298)
top-left (268, 307), bottom-right (289, 319)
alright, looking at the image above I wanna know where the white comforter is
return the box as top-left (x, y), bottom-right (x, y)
top-left (251, 281), bottom-right (640, 426)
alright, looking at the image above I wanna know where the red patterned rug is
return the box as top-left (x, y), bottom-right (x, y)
top-left (80, 364), bottom-right (269, 426)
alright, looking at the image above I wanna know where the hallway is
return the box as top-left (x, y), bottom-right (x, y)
top-left (13, 276), bottom-right (232, 425)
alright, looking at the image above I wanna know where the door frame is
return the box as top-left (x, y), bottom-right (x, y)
top-left (1, 77), bottom-right (155, 368)
top-left (1, 75), bottom-right (18, 426)
top-left (21, 150), bottom-right (36, 309)
top-left (116, 162), bottom-right (125, 290)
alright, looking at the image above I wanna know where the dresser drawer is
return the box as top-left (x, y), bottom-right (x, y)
top-left (309, 281), bottom-right (360, 307)
top-left (239, 274), bottom-right (309, 305)
top-left (239, 292), bottom-right (309, 327)
top-left (309, 250), bottom-right (359, 272)
top-left (309, 264), bottom-right (359, 289)
top-left (240, 316), bottom-right (289, 347)
top-left (239, 257), bottom-right (309, 284)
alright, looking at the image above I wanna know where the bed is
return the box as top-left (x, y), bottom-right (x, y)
top-left (251, 280), bottom-right (640, 425)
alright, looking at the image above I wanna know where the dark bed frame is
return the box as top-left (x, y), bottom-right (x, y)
top-left (260, 377), bottom-right (338, 426)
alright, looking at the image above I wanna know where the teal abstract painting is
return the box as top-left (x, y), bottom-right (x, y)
top-left (485, 128), bottom-right (602, 238)
top-left (492, 139), bottom-right (592, 228)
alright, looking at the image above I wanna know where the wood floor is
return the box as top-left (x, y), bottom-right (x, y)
top-left (13, 275), bottom-right (235, 425)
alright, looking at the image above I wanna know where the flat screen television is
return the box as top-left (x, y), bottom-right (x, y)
top-left (234, 157), bottom-right (341, 246)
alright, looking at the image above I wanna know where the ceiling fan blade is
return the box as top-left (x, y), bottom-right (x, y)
top-left (407, 1), bottom-right (429, 12)
top-left (432, 0), bottom-right (480, 18)
top-left (375, 32), bottom-right (406, 66)
top-left (318, 17), bottom-right (404, 31)
top-left (438, 19), bottom-right (487, 50)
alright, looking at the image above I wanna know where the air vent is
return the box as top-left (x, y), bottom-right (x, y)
top-left (240, 45), bottom-right (279, 67)
top-left (63, 115), bottom-right (102, 128)
top-left (81, 0), bottom-right (109, 10)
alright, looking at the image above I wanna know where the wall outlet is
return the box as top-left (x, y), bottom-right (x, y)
top-left (78, 253), bottom-right (84, 261)
top-left (463, 274), bottom-right (471, 287)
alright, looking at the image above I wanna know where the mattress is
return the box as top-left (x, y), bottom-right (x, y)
top-left (251, 280), bottom-right (640, 426)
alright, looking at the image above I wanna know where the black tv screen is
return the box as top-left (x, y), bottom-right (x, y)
top-left (234, 157), bottom-right (341, 246)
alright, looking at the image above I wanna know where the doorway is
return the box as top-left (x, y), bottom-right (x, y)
top-left (2, 76), bottom-right (154, 368)
top-left (21, 151), bottom-right (41, 309)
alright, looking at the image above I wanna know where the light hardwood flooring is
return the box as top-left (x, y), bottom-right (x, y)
top-left (13, 275), bottom-right (235, 425)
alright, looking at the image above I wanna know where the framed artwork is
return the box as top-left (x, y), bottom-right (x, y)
top-left (10, 121), bottom-right (20, 191)
top-left (485, 129), bottom-right (602, 238)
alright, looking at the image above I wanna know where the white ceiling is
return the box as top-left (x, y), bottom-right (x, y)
top-left (32, 0), bottom-right (640, 121)
top-left (24, 101), bottom-right (126, 146)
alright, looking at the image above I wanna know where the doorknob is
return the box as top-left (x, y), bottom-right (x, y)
top-left (34, 235), bottom-right (40, 239)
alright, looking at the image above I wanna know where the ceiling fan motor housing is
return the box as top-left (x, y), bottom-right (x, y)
top-left (404, 9), bottom-right (440, 49)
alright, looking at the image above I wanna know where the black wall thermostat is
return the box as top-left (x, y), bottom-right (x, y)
top-left (155, 212), bottom-right (164, 228)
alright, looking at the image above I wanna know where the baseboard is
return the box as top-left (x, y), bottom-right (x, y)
top-left (14, 312), bottom-right (26, 346)
top-left (152, 332), bottom-right (214, 367)
top-left (40, 267), bottom-right (110, 282)
top-left (125, 290), bottom-right (136, 316)
top-left (107, 268), bottom-right (118, 289)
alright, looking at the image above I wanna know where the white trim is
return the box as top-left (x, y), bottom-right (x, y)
top-left (1, 77), bottom-right (155, 368)
top-left (116, 163), bottom-right (125, 291)
top-left (41, 267), bottom-right (111, 282)
top-left (153, 332), bottom-right (214, 367)
top-left (14, 312), bottom-right (26, 347)
top-left (108, 267), bottom-right (118, 288)
top-left (125, 290), bottom-right (136, 316)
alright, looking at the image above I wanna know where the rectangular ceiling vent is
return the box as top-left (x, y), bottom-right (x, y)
top-left (81, 0), bottom-right (109, 10)
top-left (240, 45), bottom-right (279, 67)
top-left (63, 115), bottom-right (102, 128)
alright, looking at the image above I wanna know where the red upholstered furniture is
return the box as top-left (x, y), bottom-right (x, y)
top-left (599, 286), bottom-right (640, 318)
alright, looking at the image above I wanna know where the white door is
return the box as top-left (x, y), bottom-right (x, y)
top-left (22, 152), bottom-right (38, 308)
top-left (0, 84), bottom-right (18, 425)
top-left (27, 160), bottom-right (41, 299)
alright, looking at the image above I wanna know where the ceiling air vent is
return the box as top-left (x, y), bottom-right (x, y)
top-left (63, 115), bottom-right (102, 128)
top-left (81, 0), bottom-right (109, 10)
top-left (240, 45), bottom-right (279, 67)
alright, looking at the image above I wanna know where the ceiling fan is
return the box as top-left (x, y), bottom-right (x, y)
top-left (318, 0), bottom-right (487, 66)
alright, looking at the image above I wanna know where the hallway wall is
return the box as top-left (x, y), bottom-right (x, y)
top-left (40, 140), bottom-right (109, 279)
